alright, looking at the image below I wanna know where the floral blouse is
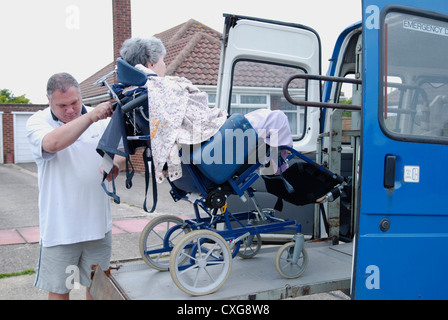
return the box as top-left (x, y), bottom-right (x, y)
top-left (135, 65), bottom-right (227, 183)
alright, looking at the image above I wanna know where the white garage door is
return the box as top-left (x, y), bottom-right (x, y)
top-left (14, 112), bottom-right (34, 163)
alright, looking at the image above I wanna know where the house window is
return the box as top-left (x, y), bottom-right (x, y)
top-left (207, 93), bottom-right (216, 107)
top-left (240, 95), bottom-right (268, 105)
top-left (229, 60), bottom-right (306, 139)
top-left (207, 93), bottom-right (237, 107)
top-left (229, 94), bottom-right (269, 114)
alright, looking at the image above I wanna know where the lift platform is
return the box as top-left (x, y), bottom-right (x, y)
top-left (90, 242), bottom-right (352, 300)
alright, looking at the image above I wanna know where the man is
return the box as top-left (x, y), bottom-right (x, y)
top-left (26, 73), bottom-right (124, 300)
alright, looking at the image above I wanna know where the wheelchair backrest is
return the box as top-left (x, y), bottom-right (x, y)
top-left (116, 57), bottom-right (148, 87)
top-left (187, 113), bottom-right (259, 184)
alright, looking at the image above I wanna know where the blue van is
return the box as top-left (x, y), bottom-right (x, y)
top-left (217, 0), bottom-right (448, 299)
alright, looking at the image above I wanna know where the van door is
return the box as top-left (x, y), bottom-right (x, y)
top-left (353, 0), bottom-right (448, 299)
top-left (217, 15), bottom-right (321, 151)
top-left (217, 15), bottom-right (324, 238)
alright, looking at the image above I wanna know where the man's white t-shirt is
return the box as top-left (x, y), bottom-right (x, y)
top-left (26, 106), bottom-right (112, 247)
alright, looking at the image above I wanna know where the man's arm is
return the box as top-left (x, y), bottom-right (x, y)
top-left (42, 102), bottom-right (113, 153)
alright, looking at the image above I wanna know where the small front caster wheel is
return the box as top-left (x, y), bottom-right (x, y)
top-left (275, 242), bottom-right (308, 279)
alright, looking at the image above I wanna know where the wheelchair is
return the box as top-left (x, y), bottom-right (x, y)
top-left (95, 58), bottom-right (346, 296)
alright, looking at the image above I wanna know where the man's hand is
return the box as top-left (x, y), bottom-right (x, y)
top-left (101, 155), bottom-right (126, 182)
top-left (88, 101), bottom-right (114, 123)
top-left (103, 164), bottom-right (120, 182)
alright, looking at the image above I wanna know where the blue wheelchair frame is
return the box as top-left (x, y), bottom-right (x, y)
top-left (166, 147), bottom-right (304, 257)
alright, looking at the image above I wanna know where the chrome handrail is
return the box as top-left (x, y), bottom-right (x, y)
top-left (283, 73), bottom-right (362, 111)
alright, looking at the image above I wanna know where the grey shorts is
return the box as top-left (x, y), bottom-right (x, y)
top-left (34, 231), bottom-right (112, 294)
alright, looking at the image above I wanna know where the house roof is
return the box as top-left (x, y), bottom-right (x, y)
top-left (80, 19), bottom-right (222, 101)
top-left (233, 61), bottom-right (304, 89)
top-left (80, 19), bottom-right (304, 104)
top-left (79, 62), bottom-right (115, 101)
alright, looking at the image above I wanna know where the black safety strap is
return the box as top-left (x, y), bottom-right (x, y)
top-left (142, 147), bottom-right (157, 213)
top-left (100, 152), bottom-right (135, 205)
top-left (97, 99), bottom-right (146, 209)
top-left (101, 171), bottom-right (120, 204)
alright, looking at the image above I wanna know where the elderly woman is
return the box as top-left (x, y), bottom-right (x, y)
top-left (119, 37), bottom-right (292, 182)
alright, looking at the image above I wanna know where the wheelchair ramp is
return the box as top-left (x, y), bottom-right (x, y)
top-left (92, 242), bottom-right (352, 300)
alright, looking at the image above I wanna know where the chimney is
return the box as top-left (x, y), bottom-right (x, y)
top-left (112, 0), bottom-right (132, 64)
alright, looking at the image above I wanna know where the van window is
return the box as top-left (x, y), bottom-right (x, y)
top-left (381, 10), bottom-right (448, 144)
top-left (230, 60), bottom-right (306, 140)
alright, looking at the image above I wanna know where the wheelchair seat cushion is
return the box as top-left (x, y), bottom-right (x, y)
top-left (188, 113), bottom-right (258, 184)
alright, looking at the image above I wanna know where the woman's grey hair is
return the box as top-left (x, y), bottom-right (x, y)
top-left (120, 37), bottom-right (166, 67)
top-left (47, 72), bottom-right (81, 101)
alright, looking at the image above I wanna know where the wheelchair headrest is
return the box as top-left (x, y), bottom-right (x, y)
top-left (116, 58), bottom-right (148, 87)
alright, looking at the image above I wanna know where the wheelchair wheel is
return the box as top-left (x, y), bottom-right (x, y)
top-left (139, 215), bottom-right (190, 271)
top-left (275, 242), bottom-right (308, 279)
top-left (237, 234), bottom-right (262, 259)
top-left (169, 230), bottom-right (232, 296)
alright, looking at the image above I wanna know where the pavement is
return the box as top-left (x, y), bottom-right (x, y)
top-left (0, 162), bottom-right (349, 300)
top-left (0, 162), bottom-right (197, 300)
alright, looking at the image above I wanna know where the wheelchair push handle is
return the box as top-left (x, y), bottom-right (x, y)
top-left (121, 93), bottom-right (148, 113)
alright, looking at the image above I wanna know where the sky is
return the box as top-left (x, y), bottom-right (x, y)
top-left (0, 0), bottom-right (362, 104)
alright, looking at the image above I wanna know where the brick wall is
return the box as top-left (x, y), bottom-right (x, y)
top-left (0, 104), bottom-right (47, 163)
top-left (130, 149), bottom-right (146, 172)
top-left (112, 0), bottom-right (132, 65)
